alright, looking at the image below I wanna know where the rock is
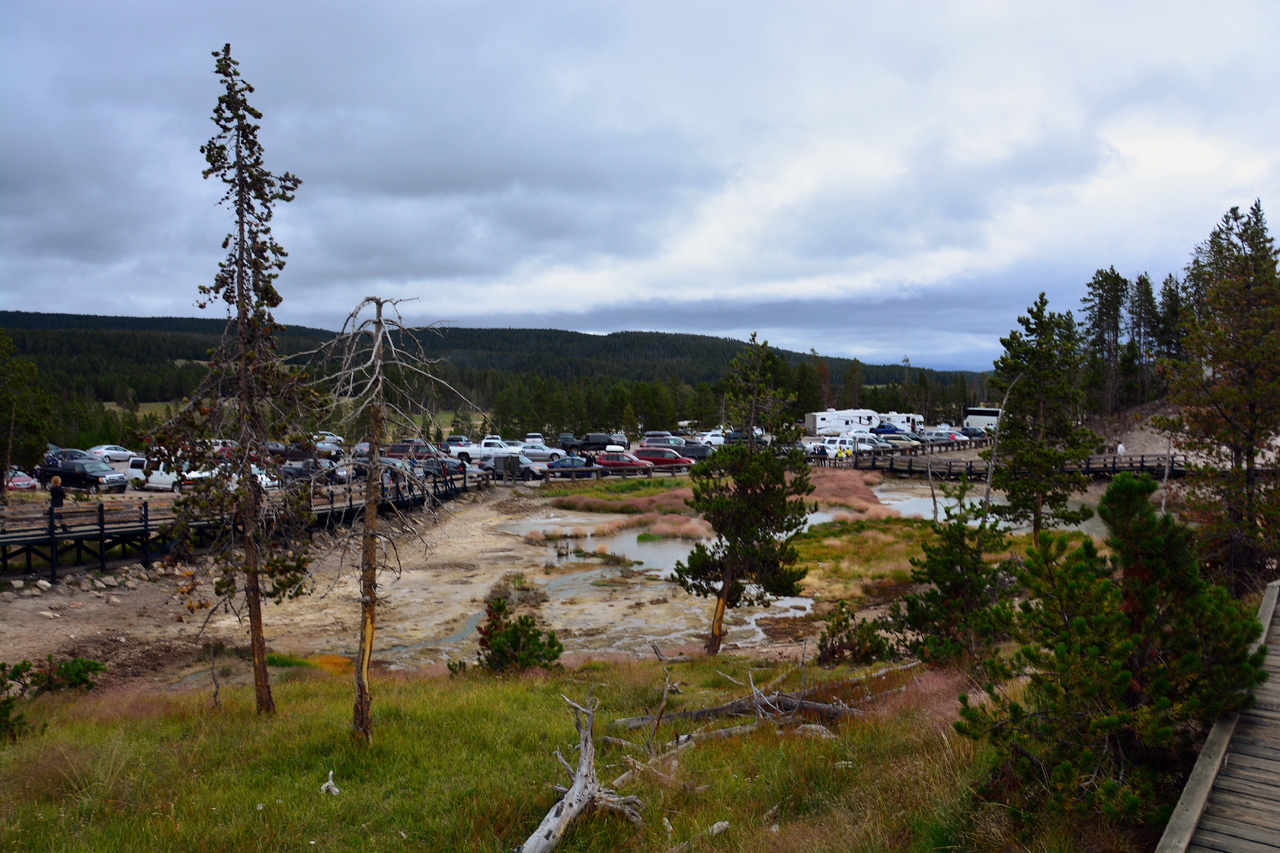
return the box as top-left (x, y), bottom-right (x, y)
top-left (0, 591), bottom-right (16, 603)
top-left (46, 601), bottom-right (64, 611)
top-left (106, 595), bottom-right (122, 606)
top-left (10, 580), bottom-right (23, 590)
top-left (101, 576), bottom-right (119, 588)
top-left (92, 579), bottom-right (107, 590)
top-left (23, 588), bottom-right (42, 598)
top-left (38, 610), bottom-right (58, 619)
top-left (36, 579), bottom-right (52, 591)
top-left (80, 580), bottom-right (93, 592)
top-left (54, 585), bottom-right (69, 596)
top-left (124, 580), bottom-right (139, 590)
top-left (146, 571), bottom-right (160, 582)
top-left (795, 724), bottom-right (836, 740)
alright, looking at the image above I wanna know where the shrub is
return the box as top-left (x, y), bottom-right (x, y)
top-left (475, 598), bottom-right (563, 673)
top-left (815, 601), bottom-right (892, 665)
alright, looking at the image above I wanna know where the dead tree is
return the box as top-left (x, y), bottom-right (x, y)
top-left (516, 695), bottom-right (642, 853)
top-left (308, 296), bottom-right (473, 744)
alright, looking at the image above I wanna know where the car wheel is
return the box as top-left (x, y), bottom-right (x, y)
top-left (88, 484), bottom-right (99, 495)
top-left (171, 482), bottom-right (182, 493)
top-left (458, 453), bottom-right (470, 464)
top-left (679, 465), bottom-right (689, 473)
top-left (549, 453), bottom-right (562, 461)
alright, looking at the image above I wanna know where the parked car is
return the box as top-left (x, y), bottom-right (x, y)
top-left (696, 430), bottom-right (725, 446)
top-left (959, 427), bottom-right (987, 440)
top-left (443, 435), bottom-right (472, 448)
top-left (556, 433), bottom-right (578, 448)
top-left (282, 458), bottom-right (348, 485)
top-left (610, 432), bottom-right (630, 448)
top-left (870, 424), bottom-right (903, 435)
top-left (518, 443), bottom-right (566, 462)
top-left (677, 442), bottom-right (715, 461)
top-left (639, 435), bottom-right (687, 448)
top-left (480, 454), bottom-right (544, 482)
top-left (632, 447), bottom-right (694, 471)
top-left (6, 467), bottom-right (37, 490)
top-left (559, 433), bottom-right (616, 454)
top-left (880, 433), bottom-right (921, 450)
top-left (313, 430), bottom-right (345, 446)
top-left (126, 457), bottom-right (183, 492)
top-left (523, 433), bottom-right (546, 445)
top-left (595, 451), bottom-right (654, 475)
top-left (88, 444), bottom-right (137, 463)
top-left (37, 458), bottom-right (128, 494)
top-left (544, 456), bottom-right (603, 479)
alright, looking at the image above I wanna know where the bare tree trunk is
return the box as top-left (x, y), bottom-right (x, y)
top-left (705, 564), bottom-right (731, 656)
top-left (353, 301), bottom-right (385, 744)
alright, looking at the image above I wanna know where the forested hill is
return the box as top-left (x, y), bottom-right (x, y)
top-left (1, 310), bottom-right (982, 404)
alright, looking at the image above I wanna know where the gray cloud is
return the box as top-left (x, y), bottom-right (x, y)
top-left (3, 1), bottom-right (1278, 369)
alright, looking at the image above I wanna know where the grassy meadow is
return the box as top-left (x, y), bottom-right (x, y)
top-left (0, 657), bottom-right (1007, 853)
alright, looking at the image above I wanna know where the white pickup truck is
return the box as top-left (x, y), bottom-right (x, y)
top-left (446, 437), bottom-right (521, 464)
top-left (126, 457), bottom-right (182, 492)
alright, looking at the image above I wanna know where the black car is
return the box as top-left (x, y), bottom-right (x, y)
top-left (678, 442), bottom-right (714, 461)
top-left (281, 458), bottom-right (347, 485)
top-left (544, 456), bottom-right (602, 479)
top-left (481, 454), bottom-right (544, 481)
top-left (37, 458), bottom-right (128, 494)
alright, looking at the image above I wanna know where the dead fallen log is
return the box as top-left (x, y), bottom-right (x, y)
top-left (612, 662), bottom-right (920, 730)
top-left (515, 695), bottom-right (643, 853)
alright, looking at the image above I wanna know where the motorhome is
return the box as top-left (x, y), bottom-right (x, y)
top-left (805, 409), bottom-right (881, 437)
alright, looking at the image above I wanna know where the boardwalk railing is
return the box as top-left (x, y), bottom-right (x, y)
top-left (1, 470), bottom-right (489, 578)
top-left (812, 450), bottom-right (1188, 481)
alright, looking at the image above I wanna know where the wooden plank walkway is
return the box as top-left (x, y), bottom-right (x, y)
top-left (1157, 580), bottom-right (1280, 852)
top-left (815, 450), bottom-right (1187, 481)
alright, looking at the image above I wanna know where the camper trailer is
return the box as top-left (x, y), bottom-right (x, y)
top-left (880, 412), bottom-right (924, 433)
top-left (805, 409), bottom-right (881, 437)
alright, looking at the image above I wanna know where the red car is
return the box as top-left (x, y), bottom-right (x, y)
top-left (632, 447), bottom-right (695, 471)
top-left (594, 451), bottom-right (654, 475)
top-left (6, 467), bottom-right (37, 490)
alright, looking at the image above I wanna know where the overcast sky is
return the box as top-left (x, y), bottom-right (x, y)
top-left (2, 2), bottom-right (1277, 370)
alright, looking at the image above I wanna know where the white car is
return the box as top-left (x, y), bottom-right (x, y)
top-left (89, 444), bottom-right (137, 463)
top-left (518, 443), bottom-right (565, 462)
top-left (314, 430), bottom-right (345, 446)
top-left (696, 430), bottom-right (725, 446)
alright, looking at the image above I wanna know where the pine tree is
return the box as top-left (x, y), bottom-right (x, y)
top-left (1158, 201), bottom-right (1280, 592)
top-left (884, 481), bottom-right (1011, 665)
top-left (158, 45), bottom-right (308, 715)
top-left (957, 474), bottom-right (1266, 823)
top-left (1080, 266), bottom-right (1130, 414)
top-left (986, 293), bottom-right (1097, 539)
top-left (675, 334), bottom-right (814, 655)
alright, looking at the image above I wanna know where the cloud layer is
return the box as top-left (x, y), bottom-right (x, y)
top-left (3, 1), bottom-right (1277, 369)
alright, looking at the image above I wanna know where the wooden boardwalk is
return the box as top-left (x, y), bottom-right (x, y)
top-left (1157, 580), bottom-right (1280, 852)
top-left (0, 473), bottom-right (486, 577)
top-left (814, 449), bottom-right (1187, 481)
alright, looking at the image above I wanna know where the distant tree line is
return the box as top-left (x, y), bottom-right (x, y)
top-left (2, 314), bottom-right (991, 442)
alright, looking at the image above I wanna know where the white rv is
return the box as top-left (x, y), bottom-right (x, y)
top-left (805, 408), bottom-right (881, 437)
top-left (880, 411), bottom-right (924, 433)
top-left (963, 407), bottom-right (1001, 430)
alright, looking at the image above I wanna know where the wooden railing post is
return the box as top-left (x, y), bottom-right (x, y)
top-left (47, 506), bottom-right (58, 582)
top-left (142, 501), bottom-right (151, 567)
top-left (98, 502), bottom-right (106, 572)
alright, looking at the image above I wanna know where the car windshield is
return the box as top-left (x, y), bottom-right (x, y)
top-left (84, 461), bottom-right (113, 474)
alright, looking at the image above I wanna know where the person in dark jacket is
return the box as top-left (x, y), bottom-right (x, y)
top-left (50, 475), bottom-right (68, 532)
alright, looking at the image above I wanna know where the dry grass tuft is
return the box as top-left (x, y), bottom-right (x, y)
top-left (309, 654), bottom-right (354, 676)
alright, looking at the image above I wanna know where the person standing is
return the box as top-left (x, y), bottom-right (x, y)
top-left (49, 475), bottom-right (68, 532)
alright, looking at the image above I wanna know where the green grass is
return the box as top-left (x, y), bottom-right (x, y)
top-left (264, 653), bottom-right (315, 668)
top-left (539, 478), bottom-right (684, 500)
top-left (0, 659), bottom-right (995, 852)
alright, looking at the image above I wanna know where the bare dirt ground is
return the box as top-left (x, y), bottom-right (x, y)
top-left (6, 421), bottom-right (1172, 694)
top-left (0, 483), bottom-right (831, 690)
